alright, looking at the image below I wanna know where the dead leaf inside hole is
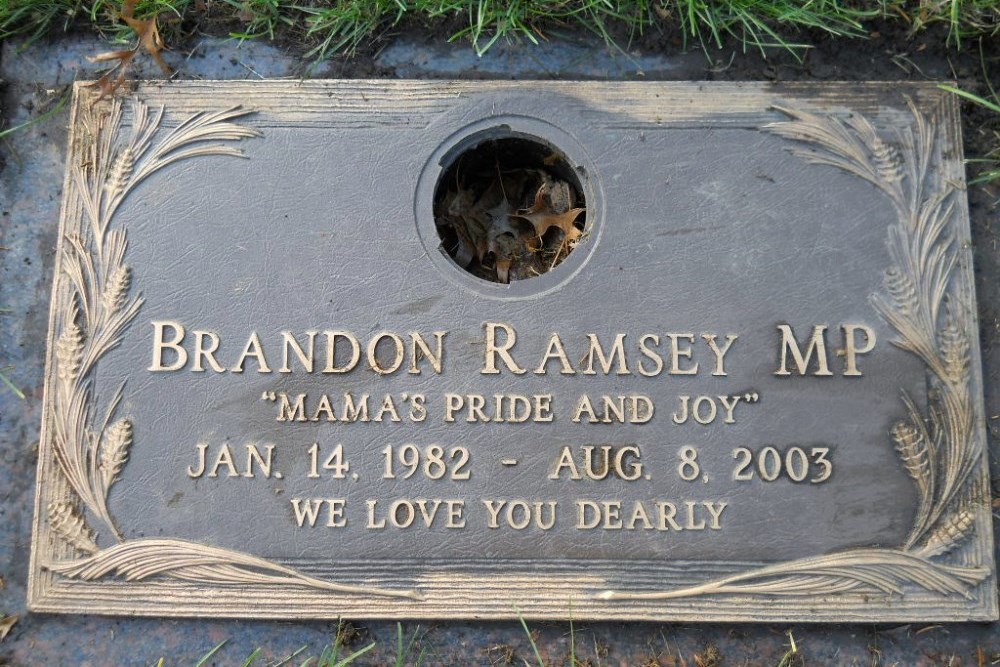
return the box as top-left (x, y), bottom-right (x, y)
top-left (433, 136), bottom-right (586, 284)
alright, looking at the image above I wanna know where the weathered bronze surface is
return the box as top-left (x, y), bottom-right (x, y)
top-left (29, 80), bottom-right (996, 621)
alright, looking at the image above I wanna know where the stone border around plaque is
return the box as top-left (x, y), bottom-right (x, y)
top-left (28, 80), bottom-right (998, 621)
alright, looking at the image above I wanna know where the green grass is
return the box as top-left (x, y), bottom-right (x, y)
top-left (164, 623), bottom-right (433, 667)
top-left (940, 83), bottom-right (1000, 184)
top-left (518, 609), bottom-right (547, 666)
top-left (3, 0), bottom-right (1000, 61)
top-left (669, 0), bottom-right (877, 55)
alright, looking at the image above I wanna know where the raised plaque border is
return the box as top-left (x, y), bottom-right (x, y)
top-left (28, 81), bottom-right (997, 621)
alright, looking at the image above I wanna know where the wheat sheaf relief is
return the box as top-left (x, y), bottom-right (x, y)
top-left (600, 99), bottom-right (991, 603)
top-left (43, 95), bottom-right (420, 601)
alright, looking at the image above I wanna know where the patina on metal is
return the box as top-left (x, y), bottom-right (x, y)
top-left (28, 80), bottom-right (997, 621)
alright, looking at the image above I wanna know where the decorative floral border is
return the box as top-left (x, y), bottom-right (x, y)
top-left (600, 99), bottom-right (991, 602)
top-left (42, 95), bottom-right (421, 602)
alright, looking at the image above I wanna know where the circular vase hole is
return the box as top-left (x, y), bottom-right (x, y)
top-left (432, 134), bottom-right (587, 284)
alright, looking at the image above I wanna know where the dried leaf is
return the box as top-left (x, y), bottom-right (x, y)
top-left (85, 0), bottom-right (171, 101)
top-left (434, 143), bottom-right (585, 283)
top-left (122, 14), bottom-right (171, 75)
top-left (495, 258), bottom-right (512, 283)
top-left (87, 50), bottom-right (136, 63)
top-left (0, 615), bottom-right (16, 642)
top-left (86, 58), bottom-right (133, 103)
top-left (439, 188), bottom-right (483, 267)
top-left (511, 185), bottom-right (585, 242)
top-left (484, 198), bottom-right (523, 257)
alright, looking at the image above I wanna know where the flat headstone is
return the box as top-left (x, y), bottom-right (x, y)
top-left (29, 80), bottom-right (996, 621)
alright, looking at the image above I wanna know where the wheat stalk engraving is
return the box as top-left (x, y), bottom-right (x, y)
top-left (44, 93), bottom-right (422, 600)
top-left (51, 95), bottom-right (261, 545)
top-left (599, 98), bottom-right (989, 603)
top-left (48, 501), bottom-right (100, 555)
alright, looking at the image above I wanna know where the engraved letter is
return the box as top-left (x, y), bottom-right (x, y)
top-left (244, 444), bottom-right (275, 478)
top-left (638, 334), bottom-right (664, 377)
top-left (666, 333), bottom-right (698, 375)
top-left (149, 320), bottom-right (188, 371)
top-left (231, 332), bottom-right (272, 373)
top-left (534, 333), bottom-right (576, 375)
top-left (366, 499), bottom-right (386, 529)
top-left (323, 331), bottom-right (361, 373)
top-left (775, 324), bottom-right (833, 376)
top-left (549, 446), bottom-right (582, 480)
top-left (341, 393), bottom-right (369, 422)
top-left (280, 331), bottom-right (317, 373)
top-left (842, 324), bottom-right (876, 376)
top-left (191, 331), bottom-right (225, 373)
top-left (187, 443), bottom-right (208, 478)
top-left (277, 393), bottom-right (308, 422)
top-left (482, 322), bottom-right (526, 375)
top-left (582, 333), bottom-right (629, 375)
top-left (685, 501), bottom-right (706, 530)
top-left (409, 331), bottom-right (446, 374)
top-left (444, 393), bottom-right (463, 422)
top-left (702, 333), bottom-right (738, 376)
top-left (718, 395), bottom-right (741, 424)
top-left (576, 501), bottom-right (601, 530)
top-left (704, 501), bottom-right (728, 529)
top-left (482, 499), bottom-right (505, 529)
top-left (291, 499), bottom-right (324, 527)
top-left (367, 332), bottom-right (405, 375)
top-left (208, 444), bottom-right (239, 478)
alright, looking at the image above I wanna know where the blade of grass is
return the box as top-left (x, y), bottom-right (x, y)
top-left (939, 83), bottom-right (1000, 185)
top-left (273, 644), bottom-right (308, 667)
top-left (194, 641), bottom-right (227, 667)
top-left (516, 608), bottom-right (545, 667)
top-left (569, 617), bottom-right (575, 667)
top-left (776, 631), bottom-right (800, 667)
top-left (241, 647), bottom-right (262, 667)
top-left (939, 84), bottom-right (1000, 113)
top-left (0, 367), bottom-right (25, 401)
top-left (0, 89), bottom-right (70, 140)
top-left (332, 642), bottom-right (375, 667)
top-left (392, 622), bottom-right (427, 667)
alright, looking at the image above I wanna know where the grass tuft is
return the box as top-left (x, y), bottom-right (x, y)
top-left (170, 634), bottom-right (375, 667)
top-left (4, 0), bottom-right (1000, 61)
top-left (668, 0), bottom-right (878, 57)
top-left (392, 622), bottom-right (428, 667)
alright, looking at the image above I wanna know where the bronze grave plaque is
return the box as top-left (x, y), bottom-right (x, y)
top-left (29, 80), bottom-right (997, 621)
